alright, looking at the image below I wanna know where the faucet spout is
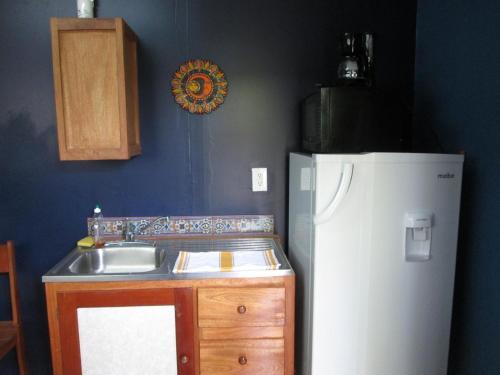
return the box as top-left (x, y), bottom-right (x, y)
top-left (124, 220), bottom-right (136, 242)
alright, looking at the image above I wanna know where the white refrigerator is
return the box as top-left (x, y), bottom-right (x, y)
top-left (288, 152), bottom-right (463, 375)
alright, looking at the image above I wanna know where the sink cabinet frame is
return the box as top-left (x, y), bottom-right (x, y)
top-left (57, 288), bottom-right (194, 375)
top-left (45, 276), bottom-right (295, 375)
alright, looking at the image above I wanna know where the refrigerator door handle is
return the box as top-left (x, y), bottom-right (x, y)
top-left (313, 163), bottom-right (354, 225)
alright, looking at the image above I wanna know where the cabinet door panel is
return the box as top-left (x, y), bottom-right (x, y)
top-left (57, 288), bottom-right (194, 375)
top-left (59, 30), bottom-right (121, 150)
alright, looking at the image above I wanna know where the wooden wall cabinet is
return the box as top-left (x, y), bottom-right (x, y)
top-left (50, 18), bottom-right (141, 160)
top-left (45, 276), bottom-right (295, 375)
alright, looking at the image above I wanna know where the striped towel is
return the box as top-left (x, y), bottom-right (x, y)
top-left (173, 250), bottom-right (281, 273)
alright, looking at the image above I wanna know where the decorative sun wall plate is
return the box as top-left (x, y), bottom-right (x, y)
top-left (171, 59), bottom-right (228, 114)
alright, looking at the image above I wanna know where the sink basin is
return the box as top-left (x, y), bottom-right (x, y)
top-left (69, 243), bottom-right (166, 274)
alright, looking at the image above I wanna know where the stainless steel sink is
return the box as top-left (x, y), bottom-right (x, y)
top-left (68, 242), bottom-right (166, 274)
top-left (42, 237), bottom-right (293, 282)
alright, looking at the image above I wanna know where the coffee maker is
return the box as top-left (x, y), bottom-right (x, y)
top-left (337, 32), bottom-right (374, 87)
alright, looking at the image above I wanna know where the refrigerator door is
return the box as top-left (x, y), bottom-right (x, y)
top-left (309, 153), bottom-right (463, 375)
top-left (311, 153), bottom-right (372, 375)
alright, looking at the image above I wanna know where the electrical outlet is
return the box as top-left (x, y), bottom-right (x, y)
top-left (252, 168), bottom-right (267, 192)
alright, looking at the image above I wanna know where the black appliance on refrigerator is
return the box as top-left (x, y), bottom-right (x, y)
top-left (301, 32), bottom-right (402, 153)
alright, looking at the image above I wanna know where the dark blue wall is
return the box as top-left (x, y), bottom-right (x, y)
top-left (0, 0), bottom-right (416, 373)
top-left (415, 0), bottom-right (500, 373)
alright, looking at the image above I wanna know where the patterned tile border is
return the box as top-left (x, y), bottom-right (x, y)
top-left (87, 215), bottom-right (274, 238)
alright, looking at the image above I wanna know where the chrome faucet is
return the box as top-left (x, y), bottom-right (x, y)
top-left (123, 217), bottom-right (169, 242)
top-left (124, 220), bottom-right (136, 242)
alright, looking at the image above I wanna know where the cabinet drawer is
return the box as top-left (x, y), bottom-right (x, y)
top-left (198, 288), bottom-right (285, 327)
top-left (200, 339), bottom-right (284, 375)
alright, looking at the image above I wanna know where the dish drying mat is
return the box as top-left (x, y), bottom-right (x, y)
top-left (173, 250), bottom-right (281, 273)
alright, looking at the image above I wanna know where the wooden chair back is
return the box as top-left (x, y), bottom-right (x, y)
top-left (0, 241), bottom-right (21, 325)
top-left (0, 240), bottom-right (27, 374)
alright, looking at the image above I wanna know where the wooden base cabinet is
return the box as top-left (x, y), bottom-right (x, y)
top-left (45, 276), bottom-right (294, 375)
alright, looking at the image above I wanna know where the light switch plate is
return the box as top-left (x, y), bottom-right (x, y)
top-left (252, 168), bottom-right (267, 192)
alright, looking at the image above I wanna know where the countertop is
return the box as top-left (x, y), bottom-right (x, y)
top-left (42, 236), bottom-right (294, 282)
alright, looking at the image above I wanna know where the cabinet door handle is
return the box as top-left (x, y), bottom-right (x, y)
top-left (237, 305), bottom-right (247, 314)
top-left (180, 355), bottom-right (189, 364)
top-left (238, 355), bottom-right (248, 365)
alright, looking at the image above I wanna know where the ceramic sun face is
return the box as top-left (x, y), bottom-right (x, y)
top-left (171, 59), bottom-right (228, 114)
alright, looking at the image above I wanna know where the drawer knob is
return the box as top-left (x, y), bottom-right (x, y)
top-left (180, 355), bottom-right (189, 364)
top-left (237, 305), bottom-right (247, 314)
top-left (238, 355), bottom-right (248, 365)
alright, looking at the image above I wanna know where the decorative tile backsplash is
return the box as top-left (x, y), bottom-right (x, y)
top-left (87, 215), bottom-right (274, 238)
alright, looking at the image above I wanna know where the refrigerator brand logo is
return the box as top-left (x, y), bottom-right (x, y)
top-left (438, 173), bottom-right (455, 179)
